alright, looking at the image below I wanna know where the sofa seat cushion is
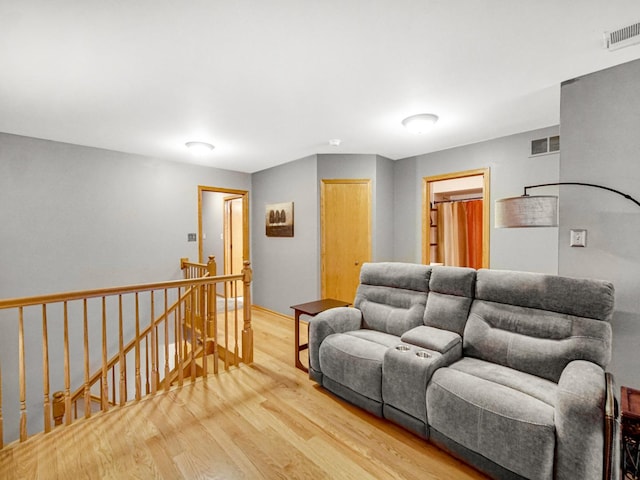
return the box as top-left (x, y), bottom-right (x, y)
top-left (319, 330), bottom-right (400, 402)
top-left (448, 357), bottom-right (558, 407)
top-left (345, 329), bottom-right (403, 348)
top-left (427, 366), bottom-right (556, 480)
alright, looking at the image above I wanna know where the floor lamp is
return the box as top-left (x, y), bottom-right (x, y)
top-left (495, 182), bottom-right (640, 228)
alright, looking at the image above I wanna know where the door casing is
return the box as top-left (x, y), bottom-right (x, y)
top-left (198, 186), bottom-right (250, 267)
top-left (421, 168), bottom-right (490, 267)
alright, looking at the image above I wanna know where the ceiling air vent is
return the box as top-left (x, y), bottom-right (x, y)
top-left (604, 22), bottom-right (640, 51)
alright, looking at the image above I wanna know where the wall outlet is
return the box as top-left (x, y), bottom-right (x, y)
top-left (570, 229), bottom-right (586, 247)
top-left (187, 233), bottom-right (197, 242)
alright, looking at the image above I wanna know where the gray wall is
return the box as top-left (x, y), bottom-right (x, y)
top-left (394, 126), bottom-right (561, 273)
top-left (251, 155), bottom-right (319, 314)
top-left (0, 132), bottom-right (251, 443)
top-left (559, 58), bottom-right (640, 389)
top-left (0, 133), bottom-right (250, 297)
top-left (375, 155), bottom-right (395, 261)
top-left (394, 155), bottom-right (419, 262)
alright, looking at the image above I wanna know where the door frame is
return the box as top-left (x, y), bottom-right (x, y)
top-left (320, 178), bottom-right (372, 298)
top-left (421, 168), bottom-right (490, 267)
top-left (198, 186), bottom-right (250, 266)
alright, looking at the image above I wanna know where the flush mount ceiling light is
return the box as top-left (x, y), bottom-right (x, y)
top-left (185, 141), bottom-right (215, 155)
top-left (402, 113), bottom-right (439, 134)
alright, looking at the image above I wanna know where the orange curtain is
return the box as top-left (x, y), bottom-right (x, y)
top-left (435, 200), bottom-right (483, 269)
top-left (465, 200), bottom-right (483, 269)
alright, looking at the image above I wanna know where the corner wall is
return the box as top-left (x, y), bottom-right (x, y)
top-left (251, 153), bottom-right (395, 315)
top-left (559, 58), bottom-right (640, 389)
top-left (251, 155), bottom-right (319, 314)
top-left (375, 155), bottom-right (395, 261)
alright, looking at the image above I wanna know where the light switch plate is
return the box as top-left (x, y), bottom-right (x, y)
top-left (570, 229), bottom-right (586, 247)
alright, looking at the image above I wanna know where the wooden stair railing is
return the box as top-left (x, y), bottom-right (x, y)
top-left (181, 255), bottom-right (216, 280)
top-left (64, 285), bottom-right (201, 420)
top-left (0, 257), bottom-right (253, 450)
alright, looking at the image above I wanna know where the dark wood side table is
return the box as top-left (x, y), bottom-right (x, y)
top-left (622, 386), bottom-right (640, 479)
top-left (290, 298), bottom-right (350, 372)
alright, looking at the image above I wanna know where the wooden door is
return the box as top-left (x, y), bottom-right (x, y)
top-left (224, 196), bottom-right (244, 298)
top-left (321, 179), bottom-right (371, 302)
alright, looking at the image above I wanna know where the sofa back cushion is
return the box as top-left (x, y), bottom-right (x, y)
top-left (355, 262), bottom-right (431, 337)
top-left (464, 269), bottom-right (614, 382)
top-left (424, 267), bottom-right (476, 335)
top-left (424, 266), bottom-right (476, 335)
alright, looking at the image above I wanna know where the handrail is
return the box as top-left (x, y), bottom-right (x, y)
top-left (0, 275), bottom-right (239, 310)
top-left (0, 256), bottom-right (252, 449)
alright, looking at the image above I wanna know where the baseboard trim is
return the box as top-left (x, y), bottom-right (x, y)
top-left (252, 304), bottom-right (293, 321)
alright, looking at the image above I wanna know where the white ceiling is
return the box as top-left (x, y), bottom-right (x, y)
top-left (2, 1), bottom-right (640, 173)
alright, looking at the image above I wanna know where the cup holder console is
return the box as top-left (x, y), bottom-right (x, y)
top-left (395, 345), bottom-right (432, 359)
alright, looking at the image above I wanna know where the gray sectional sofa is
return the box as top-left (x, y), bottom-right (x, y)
top-left (308, 262), bottom-right (616, 480)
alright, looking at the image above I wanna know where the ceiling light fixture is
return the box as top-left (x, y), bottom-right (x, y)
top-left (329, 138), bottom-right (342, 147)
top-left (402, 113), bottom-right (439, 134)
top-left (185, 141), bottom-right (215, 155)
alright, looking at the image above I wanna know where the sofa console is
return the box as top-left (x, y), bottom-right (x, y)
top-left (309, 262), bottom-right (616, 480)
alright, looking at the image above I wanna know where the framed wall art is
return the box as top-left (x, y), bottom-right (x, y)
top-left (265, 202), bottom-right (294, 237)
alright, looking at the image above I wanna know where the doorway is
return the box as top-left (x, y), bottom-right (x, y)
top-left (224, 195), bottom-right (244, 298)
top-left (198, 186), bottom-right (249, 287)
top-left (321, 179), bottom-right (371, 303)
top-left (422, 168), bottom-right (490, 268)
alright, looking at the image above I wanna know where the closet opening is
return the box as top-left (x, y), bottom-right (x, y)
top-left (422, 168), bottom-right (490, 269)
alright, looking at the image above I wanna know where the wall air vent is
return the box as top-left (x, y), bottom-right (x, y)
top-left (531, 136), bottom-right (560, 157)
top-left (604, 22), bottom-right (640, 51)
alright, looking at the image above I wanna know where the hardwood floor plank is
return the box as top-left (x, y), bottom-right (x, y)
top-left (0, 307), bottom-right (488, 479)
top-left (145, 434), bottom-right (184, 480)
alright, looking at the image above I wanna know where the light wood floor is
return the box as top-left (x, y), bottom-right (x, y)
top-left (0, 307), bottom-right (487, 479)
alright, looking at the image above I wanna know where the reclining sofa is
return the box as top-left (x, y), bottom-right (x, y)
top-left (309, 262), bottom-right (616, 480)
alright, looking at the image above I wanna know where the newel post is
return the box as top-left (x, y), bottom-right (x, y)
top-left (180, 257), bottom-right (188, 278)
top-left (52, 391), bottom-right (65, 426)
top-left (241, 261), bottom-right (253, 364)
top-left (207, 255), bottom-right (217, 277)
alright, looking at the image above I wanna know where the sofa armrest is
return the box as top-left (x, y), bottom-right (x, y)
top-left (400, 325), bottom-right (462, 366)
top-left (401, 325), bottom-right (461, 354)
top-left (308, 307), bottom-right (362, 379)
top-left (555, 360), bottom-right (606, 480)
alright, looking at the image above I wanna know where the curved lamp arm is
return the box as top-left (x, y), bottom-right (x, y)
top-left (523, 182), bottom-right (640, 208)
